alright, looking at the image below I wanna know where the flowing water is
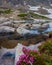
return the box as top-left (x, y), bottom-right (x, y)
top-left (0, 19), bottom-right (52, 39)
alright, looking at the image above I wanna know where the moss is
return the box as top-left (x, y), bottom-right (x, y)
top-left (0, 9), bottom-right (11, 14)
top-left (4, 9), bottom-right (11, 14)
top-left (0, 11), bottom-right (4, 14)
top-left (18, 13), bottom-right (28, 17)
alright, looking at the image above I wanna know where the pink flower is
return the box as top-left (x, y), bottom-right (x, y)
top-left (22, 47), bottom-right (27, 53)
top-left (38, 53), bottom-right (42, 56)
top-left (16, 61), bottom-right (22, 65)
top-left (33, 50), bottom-right (38, 53)
top-left (30, 56), bottom-right (34, 63)
top-left (27, 48), bottom-right (30, 52)
top-left (19, 54), bottom-right (26, 60)
top-left (16, 48), bottom-right (42, 65)
top-left (26, 61), bottom-right (30, 65)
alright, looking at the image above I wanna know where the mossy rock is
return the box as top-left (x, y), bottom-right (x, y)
top-left (38, 8), bottom-right (50, 15)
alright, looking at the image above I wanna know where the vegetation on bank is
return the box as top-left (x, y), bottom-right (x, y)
top-left (39, 39), bottom-right (52, 65)
top-left (17, 47), bottom-right (46, 65)
top-left (29, 11), bottom-right (51, 20)
top-left (16, 39), bottom-right (52, 65)
top-left (39, 39), bottom-right (52, 56)
top-left (17, 12), bottom-right (51, 20)
top-left (0, 9), bottom-right (11, 14)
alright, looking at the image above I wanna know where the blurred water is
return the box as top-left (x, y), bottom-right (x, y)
top-left (0, 20), bottom-right (52, 38)
top-left (44, 22), bottom-right (52, 32)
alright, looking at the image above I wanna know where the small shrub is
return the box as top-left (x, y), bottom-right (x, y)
top-left (42, 54), bottom-right (52, 65)
top-left (39, 39), bottom-right (52, 56)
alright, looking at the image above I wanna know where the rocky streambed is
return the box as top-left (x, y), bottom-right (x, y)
top-left (0, 18), bottom-right (52, 48)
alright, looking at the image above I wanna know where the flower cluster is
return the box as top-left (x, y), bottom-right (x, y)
top-left (16, 54), bottom-right (34, 65)
top-left (16, 47), bottom-right (45, 65)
